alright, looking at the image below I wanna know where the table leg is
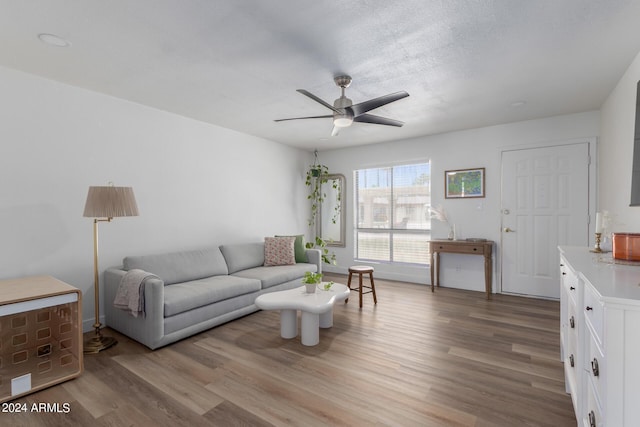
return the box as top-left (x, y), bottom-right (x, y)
top-left (484, 253), bottom-right (492, 300)
top-left (301, 311), bottom-right (320, 346)
top-left (435, 252), bottom-right (440, 289)
top-left (280, 309), bottom-right (298, 339)
top-left (430, 250), bottom-right (435, 292)
top-left (319, 308), bottom-right (333, 328)
top-left (358, 273), bottom-right (363, 308)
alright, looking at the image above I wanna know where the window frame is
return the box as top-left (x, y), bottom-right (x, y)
top-left (354, 161), bottom-right (431, 265)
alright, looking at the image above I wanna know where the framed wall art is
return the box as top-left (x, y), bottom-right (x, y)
top-left (445, 167), bottom-right (485, 199)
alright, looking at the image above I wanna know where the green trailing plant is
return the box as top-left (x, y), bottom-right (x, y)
top-left (304, 151), bottom-right (340, 265)
top-left (305, 153), bottom-right (341, 229)
top-left (305, 236), bottom-right (337, 265)
top-left (305, 163), bottom-right (330, 228)
top-left (328, 178), bottom-right (341, 225)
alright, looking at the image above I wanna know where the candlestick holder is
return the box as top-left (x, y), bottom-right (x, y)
top-left (590, 232), bottom-right (604, 253)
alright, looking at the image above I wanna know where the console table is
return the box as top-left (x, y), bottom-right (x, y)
top-left (429, 240), bottom-right (493, 299)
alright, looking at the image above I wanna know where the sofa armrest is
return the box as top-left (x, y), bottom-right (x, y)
top-left (305, 248), bottom-right (322, 274)
top-left (104, 267), bottom-right (166, 349)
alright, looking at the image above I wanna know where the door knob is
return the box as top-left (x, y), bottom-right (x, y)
top-left (503, 227), bottom-right (516, 232)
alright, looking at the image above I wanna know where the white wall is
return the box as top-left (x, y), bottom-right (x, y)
top-left (600, 50), bottom-right (640, 232)
top-left (6, 48), bottom-right (637, 323)
top-left (318, 111), bottom-right (600, 291)
top-left (0, 66), bottom-right (311, 331)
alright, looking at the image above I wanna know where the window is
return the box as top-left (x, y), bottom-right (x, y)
top-left (355, 162), bottom-right (431, 264)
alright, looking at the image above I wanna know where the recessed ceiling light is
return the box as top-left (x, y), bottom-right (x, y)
top-left (510, 100), bottom-right (527, 108)
top-left (38, 33), bottom-right (71, 47)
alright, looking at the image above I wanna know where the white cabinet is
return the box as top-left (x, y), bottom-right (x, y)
top-left (560, 255), bottom-right (581, 412)
top-left (559, 247), bottom-right (640, 426)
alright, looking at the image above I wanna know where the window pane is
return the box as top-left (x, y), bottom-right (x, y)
top-left (357, 232), bottom-right (389, 261)
top-left (392, 233), bottom-right (431, 264)
top-left (392, 163), bottom-right (430, 230)
top-left (355, 161), bottom-right (430, 265)
top-left (356, 168), bottom-right (391, 229)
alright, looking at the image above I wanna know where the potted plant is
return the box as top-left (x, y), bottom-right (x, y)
top-left (305, 151), bottom-right (340, 265)
top-left (302, 271), bottom-right (322, 293)
top-left (305, 163), bottom-right (330, 228)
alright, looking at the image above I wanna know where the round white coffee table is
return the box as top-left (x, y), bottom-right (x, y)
top-left (254, 283), bottom-right (349, 346)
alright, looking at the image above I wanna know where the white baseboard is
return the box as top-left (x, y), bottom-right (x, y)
top-left (322, 265), bottom-right (430, 285)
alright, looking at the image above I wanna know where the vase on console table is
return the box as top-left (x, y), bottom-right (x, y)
top-left (448, 224), bottom-right (456, 240)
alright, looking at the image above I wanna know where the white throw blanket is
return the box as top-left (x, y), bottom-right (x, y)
top-left (113, 269), bottom-right (159, 317)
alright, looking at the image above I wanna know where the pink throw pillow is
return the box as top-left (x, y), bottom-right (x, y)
top-left (264, 236), bottom-right (296, 266)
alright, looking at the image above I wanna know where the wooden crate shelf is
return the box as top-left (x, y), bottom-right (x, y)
top-left (0, 276), bottom-right (83, 402)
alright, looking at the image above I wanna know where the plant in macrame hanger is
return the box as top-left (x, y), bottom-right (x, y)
top-left (304, 150), bottom-right (338, 264)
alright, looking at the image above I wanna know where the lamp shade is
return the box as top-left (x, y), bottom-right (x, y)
top-left (83, 186), bottom-right (139, 218)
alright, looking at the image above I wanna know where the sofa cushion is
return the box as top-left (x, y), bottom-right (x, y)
top-left (220, 242), bottom-right (265, 274)
top-left (232, 263), bottom-right (317, 289)
top-left (163, 275), bottom-right (261, 317)
top-left (123, 247), bottom-right (228, 286)
top-left (275, 234), bottom-right (307, 263)
top-left (264, 236), bottom-right (296, 266)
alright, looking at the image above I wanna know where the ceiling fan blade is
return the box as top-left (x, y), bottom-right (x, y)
top-left (353, 113), bottom-right (404, 127)
top-left (331, 126), bottom-right (340, 137)
top-left (348, 91), bottom-right (409, 117)
top-left (274, 115), bottom-right (333, 122)
top-left (297, 89), bottom-right (342, 114)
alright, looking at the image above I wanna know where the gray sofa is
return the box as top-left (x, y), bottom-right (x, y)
top-left (104, 242), bottom-right (321, 350)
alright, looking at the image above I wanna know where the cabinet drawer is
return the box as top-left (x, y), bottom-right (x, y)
top-left (564, 364), bottom-right (578, 411)
top-left (560, 258), bottom-right (579, 305)
top-left (564, 311), bottom-right (578, 395)
top-left (433, 243), bottom-right (485, 254)
top-left (584, 379), bottom-right (603, 427)
top-left (586, 330), bottom-right (605, 408)
top-left (584, 282), bottom-right (604, 344)
top-left (567, 297), bottom-right (578, 334)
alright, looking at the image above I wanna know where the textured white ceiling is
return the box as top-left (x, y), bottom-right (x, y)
top-left (1, 1), bottom-right (640, 151)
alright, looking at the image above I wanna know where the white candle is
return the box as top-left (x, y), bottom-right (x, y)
top-left (595, 212), bottom-right (603, 233)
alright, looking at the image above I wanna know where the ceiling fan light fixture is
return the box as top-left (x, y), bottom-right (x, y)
top-left (333, 116), bottom-right (353, 127)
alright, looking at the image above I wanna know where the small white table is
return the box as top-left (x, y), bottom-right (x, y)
top-left (254, 283), bottom-right (349, 346)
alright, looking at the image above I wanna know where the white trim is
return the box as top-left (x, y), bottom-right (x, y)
top-left (0, 293), bottom-right (78, 316)
top-left (498, 137), bottom-right (597, 295)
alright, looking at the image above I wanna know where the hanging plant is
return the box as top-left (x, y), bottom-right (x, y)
top-left (305, 163), bottom-right (330, 228)
top-left (304, 151), bottom-right (340, 264)
top-left (327, 177), bottom-right (341, 226)
top-left (304, 236), bottom-right (336, 265)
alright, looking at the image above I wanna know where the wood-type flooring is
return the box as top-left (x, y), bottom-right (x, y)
top-left (4, 274), bottom-right (575, 426)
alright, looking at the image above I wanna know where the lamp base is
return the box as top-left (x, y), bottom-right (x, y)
top-left (84, 333), bottom-right (117, 354)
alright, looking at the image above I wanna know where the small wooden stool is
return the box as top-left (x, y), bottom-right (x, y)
top-left (346, 266), bottom-right (377, 308)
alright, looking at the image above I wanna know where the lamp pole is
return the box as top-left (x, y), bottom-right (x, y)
top-left (84, 217), bottom-right (116, 354)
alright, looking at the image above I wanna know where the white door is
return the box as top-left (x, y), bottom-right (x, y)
top-left (501, 143), bottom-right (590, 298)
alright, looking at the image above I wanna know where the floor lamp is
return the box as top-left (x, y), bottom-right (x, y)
top-left (83, 185), bottom-right (139, 353)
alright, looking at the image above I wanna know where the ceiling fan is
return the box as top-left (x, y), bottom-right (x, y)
top-left (275, 75), bottom-right (409, 136)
